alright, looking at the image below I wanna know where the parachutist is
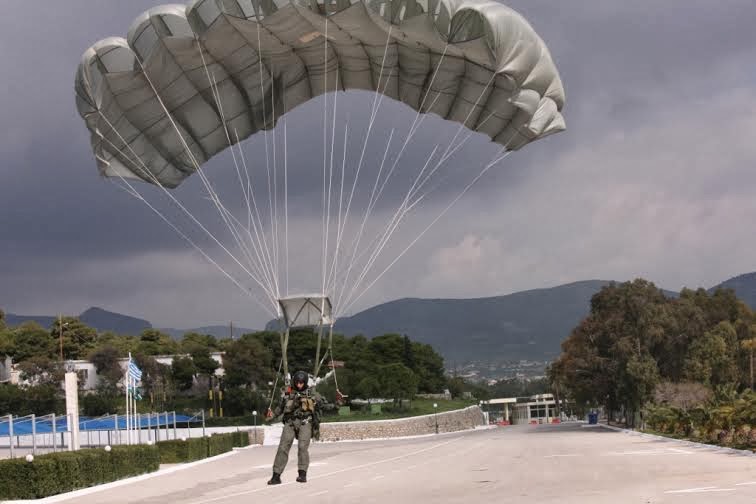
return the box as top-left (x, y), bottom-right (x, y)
top-left (267, 370), bottom-right (322, 485)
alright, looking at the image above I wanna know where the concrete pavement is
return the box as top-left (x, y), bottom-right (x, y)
top-left (25, 423), bottom-right (756, 504)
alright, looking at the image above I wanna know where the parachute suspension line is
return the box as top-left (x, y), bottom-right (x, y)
top-left (254, 21), bottom-right (281, 304)
top-left (324, 120), bottom-right (350, 300)
top-left (328, 26), bottom-right (393, 311)
top-left (341, 146), bottom-right (516, 316)
top-left (337, 58), bottom-right (494, 314)
top-left (284, 117), bottom-right (289, 297)
top-left (338, 144), bottom-right (440, 311)
top-left (234, 129), bottom-right (281, 303)
top-left (333, 44), bottom-right (448, 313)
top-left (331, 128), bottom-right (394, 307)
top-left (231, 129), bottom-right (283, 302)
top-left (407, 110), bottom-right (502, 209)
top-left (281, 327), bottom-right (290, 380)
top-left (322, 68), bottom-right (340, 300)
top-left (320, 16), bottom-right (331, 300)
top-left (196, 44), bottom-right (278, 299)
top-left (131, 58), bottom-right (279, 308)
top-left (313, 323), bottom-right (325, 377)
top-left (267, 357), bottom-right (284, 413)
top-left (108, 178), bottom-right (275, 317)
top-left (254, 21), bottom-right (277, 300)
top-left (95, 111), bottom-right (277, 311)
top-left (407, 73), bottom-right (498, 203)
top-left (271, 70), bottom-right (280, 300)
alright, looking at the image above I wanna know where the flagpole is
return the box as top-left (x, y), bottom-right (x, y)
top-left (132, 374), bottom-right (137, 443)
top-left (125, 356), bottom-right (129, 446)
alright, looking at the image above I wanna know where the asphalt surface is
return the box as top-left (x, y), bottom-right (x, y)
top-left (46, 424), bottom-right (756, 504)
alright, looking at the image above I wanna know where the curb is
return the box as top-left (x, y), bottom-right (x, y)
top-left (599, 423), bottom-right (756, 457)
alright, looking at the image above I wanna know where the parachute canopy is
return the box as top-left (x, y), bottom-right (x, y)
top-left (75, 0), bottom-right (565, 188)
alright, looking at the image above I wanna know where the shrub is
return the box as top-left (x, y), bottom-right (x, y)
top-left (0, 445), bottom-right (159, 500)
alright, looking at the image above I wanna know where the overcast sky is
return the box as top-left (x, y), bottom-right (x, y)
top-left (1, 0), bottom-right (755, 330)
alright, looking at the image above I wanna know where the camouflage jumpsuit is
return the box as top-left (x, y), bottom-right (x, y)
top-left (272, 388), bottom-right (321, 474)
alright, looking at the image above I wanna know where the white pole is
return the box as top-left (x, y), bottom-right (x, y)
top-left (125, 356), bottom-right (130, 445)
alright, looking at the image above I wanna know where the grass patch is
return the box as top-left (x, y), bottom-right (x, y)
top-left (321, 398), bottom-right (477, 423)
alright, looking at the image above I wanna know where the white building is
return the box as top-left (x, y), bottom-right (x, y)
top-left (512, 393), bottom-right (559, 424)
top-left (482, 393), bottom-right (559, 425)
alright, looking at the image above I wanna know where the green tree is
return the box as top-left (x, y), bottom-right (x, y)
top-left (410, 342), bottom-right (446, 393)
top-left (741, 336), bottom-right (756, 390)
top-left (12, 322), bottom-right (55, 362)
top-left (378, 363), bottom-right (418, 404)
top-left (97, 332), bottom-right (138, 355)
top-left (684, 321), bottom-right (739, 386)
top-left (172, 356), bottom-right (196, 391)
top-left (180, 332), bottom-right (219, 354)
top-left (355, 375), bottom-right (381, 400)
top-left (223, 335), bottom-right (273, 389)
top-left (0, 326), bottom-right (14, 357)
top-left (16, 357), bottom-right (64, 387)
top-left (137, 329), bottom-right (178, 356)
top-left (51, 317), bottom-right (98, 360)
top-left (90, 345), bottom-right (123, 392)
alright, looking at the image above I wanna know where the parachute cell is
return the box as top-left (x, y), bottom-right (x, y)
top-left (75, 0), bottom-right (565, 188)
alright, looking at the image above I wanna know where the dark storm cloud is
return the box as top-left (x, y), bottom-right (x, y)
top-left (1, 1), bottom-right (755, 327)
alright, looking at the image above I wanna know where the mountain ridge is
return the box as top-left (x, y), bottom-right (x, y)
top-left (3, 272), bottom-right (754, 362)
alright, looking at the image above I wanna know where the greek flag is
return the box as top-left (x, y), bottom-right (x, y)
top-left (128, 358), bottom-right (142, 382)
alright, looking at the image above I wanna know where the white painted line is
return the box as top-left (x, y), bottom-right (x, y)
top-left (667, 448), bottom-right (693, 454)
top-left (665, 487), bottom-right (735, 494)
top-left (187, 436), bottom-right (463, 504)
top-left (371, 475), bottom-right (385, 481)
top-left (343, 483), bottom-right (357, 489)
top-left (544, 454), bottom-right (580, 458)
top-left (311, 491), bottom-right (329, 497)
top-left (735, 482), bottom-right (756, 486)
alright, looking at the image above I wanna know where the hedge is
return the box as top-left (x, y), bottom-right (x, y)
top-left (0, 445), bottom-right (159, 500)
top-left (157, 430), bottom-right (250, 464)
top-left (0, 432), bottom-right (251, 500)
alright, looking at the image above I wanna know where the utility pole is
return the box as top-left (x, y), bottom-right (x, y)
top-left (59, 314), bottom-right (63, 362)
top-left (230, 321), bottom-right (234, 340)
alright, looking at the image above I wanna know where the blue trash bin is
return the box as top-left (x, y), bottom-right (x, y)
top-left (588, 412), bottom-right (598, 424)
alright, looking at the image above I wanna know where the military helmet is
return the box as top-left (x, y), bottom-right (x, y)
top-left (292, 370), bottom-right (309, 390)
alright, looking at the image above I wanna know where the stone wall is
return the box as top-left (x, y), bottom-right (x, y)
top-left (318, 406), bottom-right (485, 442)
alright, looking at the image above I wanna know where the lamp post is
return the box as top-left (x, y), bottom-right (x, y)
top-left (252, 410), bottom-right (258, 444)
top-left (433, 403), bottom-right (438, 434)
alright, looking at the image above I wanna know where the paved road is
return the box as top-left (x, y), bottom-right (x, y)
top-left (52, 424), bottom-right (755, 504)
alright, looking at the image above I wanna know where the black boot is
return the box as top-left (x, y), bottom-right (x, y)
top-left (267, 472), bottom-right (281, 485)
top-left (296, 470), bottom-right (307, 483)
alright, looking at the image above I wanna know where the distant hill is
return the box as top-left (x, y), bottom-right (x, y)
top-left (711, 272), bottom-right (756, 310)
top-left (4, 307), bottom-right (151, 335)
top-left (266, 280), bottom-right (622, 362)
top-left (4, 313), bottom-right (57, 329)
top-left (4, 271), bottom-right (753, 362)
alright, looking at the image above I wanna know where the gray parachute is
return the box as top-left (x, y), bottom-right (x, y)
top-left (75, 0), bottom-right (565, 188)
